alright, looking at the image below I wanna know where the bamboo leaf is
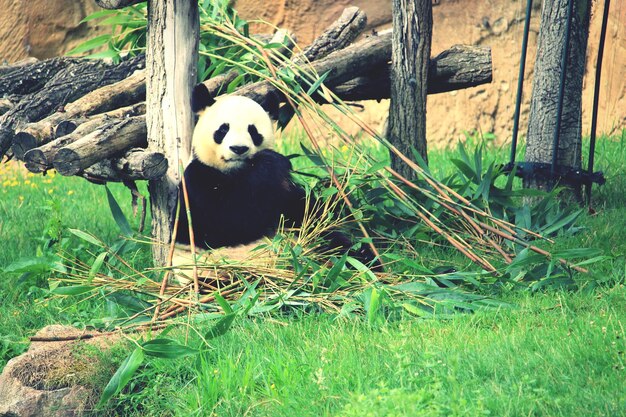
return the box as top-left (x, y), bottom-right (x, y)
top-left (214, 293), bottom-right (234, 314)
top-left (306, 70), bottom-right (331, 96)
top-left (105, 186), bottom-right (133, 237)
top-left (89, 252), bottom-right (108, 282)
top-left (204, 313), bottom-right (236, 340)
top-left (98, 347), bottom-right (144, 406)
top-left (66, 34), bottom-right (112, 56)
top-left (51, 285), bottom-right (94, 296)
top-left (68, 229), bottom-right (104, 247)
top-left (142, 338), bottom-right (198, 359)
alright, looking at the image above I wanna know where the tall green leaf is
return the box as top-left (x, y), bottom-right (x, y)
top-left (98, 347), bottom-right (144, 406)
top-left (105, 186), bottom-right (133, 237)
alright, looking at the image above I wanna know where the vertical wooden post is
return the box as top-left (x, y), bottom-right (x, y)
top-left (146, 1), bottom-right (199, 265)
top-left (524, 0), bottom-right (591, 195)
top-left (388, 0), bottom-right (432, 178)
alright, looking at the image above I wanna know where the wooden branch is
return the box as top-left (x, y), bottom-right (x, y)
top-left (23, 103), bottom-right (146, 173)
top-left (332, 45), bottom-right (492, 100)
top-left (0, 55), bottom-right (145, 159)
top-left (12, 70), bottom-right (146, 159)
top-left (0, 57), bottom-right (81, 96)
top-left (237, 33), bottom-right (491, 110)
top-left (236, 30), bottom-right (394, 107)
top-left (198, 7), bottom-right (366, 99)
top-left (95, 0), bottom-right (143, 9)
top-left (0, 99), bottom-right (12, 116)
top-left (53, 115), bottom-right (147, 176)
top-left (82, 148), bottom-right (168, 183)
top-left (299, 6), bottom-right (368, 63)
top-left (0, 57), bottom-right (38, 77)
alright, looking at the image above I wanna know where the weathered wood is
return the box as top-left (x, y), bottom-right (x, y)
top-left (82, 148), bottom-right (168, 183)
top-left (0, 57), bottom-right (81, 95)
top-left (198, 7), bottom-right (365, 98)
top-left (0, 57), bottom-right (38, 77)
top-left (299, 6), bottom-right (367, 63)
top-left (0, 99), bottom-right (12, 115)
top-left (53, 116), bottom-right (146, 176)
top-left (388, 0), bottom-right (433, 173)
top-left (147, 1), bottom-right (199, 265)
top-left (23, 103), bottom-right (146, 173)
top-left (13, 71), bottom-right (146, 160)
top-left (332, 45), bottom-right (492, 100)
top-left (524, 0), bottom-right (591, 195)
top-left (0, 55), bottom-right (145, 159)
top-left (237, 30), bottom-right (393, 112)
top-left (95, 0), bottom-right (143, 9)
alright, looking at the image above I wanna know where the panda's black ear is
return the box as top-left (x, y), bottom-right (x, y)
top-left (259, 90), bottom-right (281, 120)
top-left (191, 83), bottom-right (215, 113)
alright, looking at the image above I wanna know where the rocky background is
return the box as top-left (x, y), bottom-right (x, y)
top-left (1, 0), bottom-right (624, 146)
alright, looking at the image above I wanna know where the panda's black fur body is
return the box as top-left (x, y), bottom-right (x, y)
top-left (174, 83), bottom-right (380, 270)
top-left (175, 149), bottom-right (306, 249)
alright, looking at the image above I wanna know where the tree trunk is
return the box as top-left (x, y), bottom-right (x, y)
top-left (146, 1), bottom-right (199, 265)
top-left (388, 0), bottom-right (432, 178)
top-left (524, 0), bottom-right (591, 196)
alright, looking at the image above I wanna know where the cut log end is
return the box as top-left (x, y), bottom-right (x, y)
top-left (12, 132), bottom-right (38, 160)
top-left (23, 149), bottom-right (48, 173)
top-left (53, 148), bottom-right (82, 176)
top-left (135, 152), bottom-right (168, 180)
top-left (55, 120), bottom-right (79, 138)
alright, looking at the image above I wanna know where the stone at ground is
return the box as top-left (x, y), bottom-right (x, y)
top-left (0, 325), bottom-right (119, 417)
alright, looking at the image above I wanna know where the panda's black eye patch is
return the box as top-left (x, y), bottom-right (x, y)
top-left (248, 124), bottom-right (264, 146)
top-left (214, 123), bottom-right (229, 144)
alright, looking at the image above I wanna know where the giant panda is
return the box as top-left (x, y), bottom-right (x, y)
top-left (171, 84), bottom-right (379, 282)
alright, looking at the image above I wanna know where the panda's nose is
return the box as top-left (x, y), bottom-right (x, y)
top-left (230, 146), bottom-right (249, 155)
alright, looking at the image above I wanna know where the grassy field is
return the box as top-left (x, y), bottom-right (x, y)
top-left (1, 132), bottom-right (625, 416)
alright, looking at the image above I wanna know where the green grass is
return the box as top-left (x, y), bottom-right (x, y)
top-left (1, 132), bottom-right (625, 416)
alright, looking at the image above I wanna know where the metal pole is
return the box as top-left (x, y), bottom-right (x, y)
top-left (587, 0), bottom-right (611, 205)
top-left (510, 0), bottom-right (534, 166)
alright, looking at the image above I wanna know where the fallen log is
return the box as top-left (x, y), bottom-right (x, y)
top-left (53, 115), bottom-right (147, 176)
top-left (238, 31), bottom-right (491, 111)
top-left (0, 54), bottom-right (145, 159)
top-left (23, 103), bottom-right (146, 173)
top-left (82, 148), bottom-right (168, 183)
top-left (0, 99), bottom-right (12, 116)
top-left (332, 44), bottom-right (492, 100)
top-left (95, 0), bottom-right (143, 9)
top-left (13, 72), bottom-right (146, 159)
top-left (199, 7), bottom-right (365, 101)
top-left (22, 44), bottom-right (489, 170)
top-left (236, 30), bottom-right (393, 108)
top-left (0, 57), bottom-right (82, 96)
top-left (0, 57), bottom-right (38, 77)
top-left (298, 6), bottom-right (367, 63)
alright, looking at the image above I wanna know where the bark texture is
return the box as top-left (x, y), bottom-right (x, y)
top-left (0, 55), bottom-right (145, 159)
top-left (146, 1), bottom-right (199, 265)
top-left (524, 0), bottom-right (591, 193)
top-left (53, 115), bottom-right (146, 176)
top-left (95, 0), bottom-right (143, 9)
top-left (388, 0), bottom-right (433, 177)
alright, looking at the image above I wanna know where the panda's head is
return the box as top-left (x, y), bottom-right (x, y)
top-left (191, 84), bottom-right (277, 173)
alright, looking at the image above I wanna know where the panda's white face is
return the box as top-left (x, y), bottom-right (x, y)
top-left (192, 95), bottom-right (275, 172)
